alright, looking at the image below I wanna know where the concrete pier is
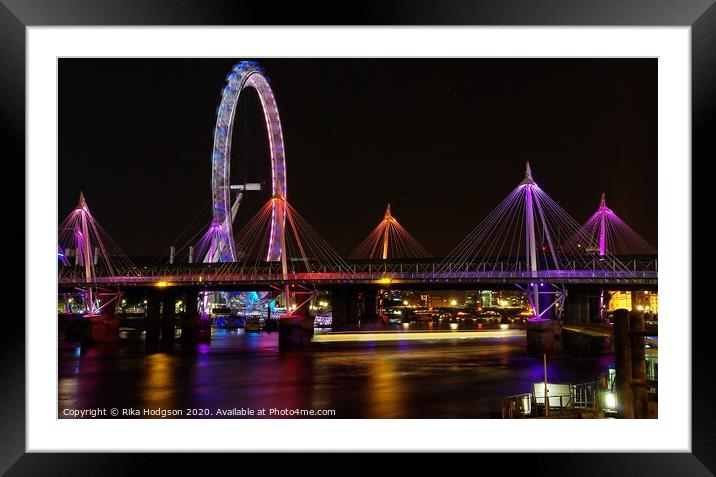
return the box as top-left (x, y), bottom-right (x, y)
top-left (525, 319), bottom-right (562, 357)
top-left (180, 292), bottom-right (211, 344)
top-left (331, 287), bottom-right (362, 330)
top-left (145, 295), bottom-right (162, 345)
top-left (161, 293), bottom-right (177, 344)
top-left (278, 304), bottom-right (314, 350)
top-left (83, 314), bottom-right (120, 345)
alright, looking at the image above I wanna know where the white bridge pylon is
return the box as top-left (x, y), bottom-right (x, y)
top-left (58, 192), bottom-right (134, 316)
top-left (439, 161), bottom-right (633, 322)
top-left (518, 162), bottom-right (565, 321)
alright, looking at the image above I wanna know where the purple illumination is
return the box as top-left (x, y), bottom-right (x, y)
top-left (565, 193), bottom-right (656, 256)
top-left (209, 61), bottom-right (287, 264)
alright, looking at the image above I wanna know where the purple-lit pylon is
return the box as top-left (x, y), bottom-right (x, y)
top-left (569, 193), bottom-right (657, 256)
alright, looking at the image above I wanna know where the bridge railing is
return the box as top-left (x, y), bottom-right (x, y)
top-left (58, 256), bottom-right (657, 284)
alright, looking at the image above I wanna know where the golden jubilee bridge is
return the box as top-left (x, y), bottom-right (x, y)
top-left (57, 256), bottom-right (657, 291)
top-left (58, 61), bottom-right (657, 349)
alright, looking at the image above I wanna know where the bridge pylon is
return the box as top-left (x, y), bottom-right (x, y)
top-left (349, 203), bottom-right (430, 260)
top-left (58, 192), bottom-right (135, 317)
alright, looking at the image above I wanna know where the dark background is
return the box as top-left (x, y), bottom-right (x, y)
top-left (58, 58), bottom-right (657, 258)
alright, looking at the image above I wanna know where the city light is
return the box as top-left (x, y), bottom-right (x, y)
top-left (605, 392), bottom-right (617, 410)
top-left (56, 59), bottom-right (658, 422)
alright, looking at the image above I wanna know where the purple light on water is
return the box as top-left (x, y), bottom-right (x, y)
top-left (197, 343), bottom-right (211, 355)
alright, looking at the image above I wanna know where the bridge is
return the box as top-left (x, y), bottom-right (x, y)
top-left (58, 258), bottom-right (657, 289)
top-left (58, 61), bottom-right (658, 350)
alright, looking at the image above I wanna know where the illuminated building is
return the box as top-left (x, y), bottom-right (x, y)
top-left (466, 293), bottom-right (480, 307)
top-left (607, 291), bottom-right (658, 314)
top-left (480, 290), bottom-right (495, 307)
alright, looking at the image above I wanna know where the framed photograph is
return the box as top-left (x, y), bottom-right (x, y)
top-left (3, 0), bottom-right (714, 472)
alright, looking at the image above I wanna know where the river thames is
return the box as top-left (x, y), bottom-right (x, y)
top-left (58, 327), bottom-right (613, 419)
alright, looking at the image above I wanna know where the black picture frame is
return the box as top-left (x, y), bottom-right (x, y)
top-left (1, 0), bottom-right (713, 473)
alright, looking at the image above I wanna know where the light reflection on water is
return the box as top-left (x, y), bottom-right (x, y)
top-left (58, 330), bottom-right (613, 418)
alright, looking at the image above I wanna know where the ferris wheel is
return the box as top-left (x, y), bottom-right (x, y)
top-left (208, 61), bottom-right (287, 263)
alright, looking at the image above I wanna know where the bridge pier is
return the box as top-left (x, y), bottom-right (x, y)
top-left (180, 292), bottom-right (211, 345)
top-left (83, 313), bottom-right (120, 345)
top-left (161, 293), bottom-right (177, 344)
top-left (145, 293), bottom-right (162, 345)
top-left (526, 319), bottom-right (562, 357)
top-left (331, 288), bottom-right (361, 330)
top-left (362, 290), bottom-right (380, 321)
top-left (278, 301), bottom-right (314, 350)
top-left (564, 289), bottom-right (601, 325)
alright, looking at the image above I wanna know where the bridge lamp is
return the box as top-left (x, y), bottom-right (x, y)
top-left (155, 281), bottom-right (170, 288)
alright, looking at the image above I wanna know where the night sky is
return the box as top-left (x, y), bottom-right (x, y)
top-left (58, 58), bottom-right (657, 258)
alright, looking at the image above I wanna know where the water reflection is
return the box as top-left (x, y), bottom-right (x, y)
top-left (58, 330), bottom-right (612, 419)
top-left (142, 353), bottom-right (175, 408)
top-left (369, 359), bottom-right (402, 418)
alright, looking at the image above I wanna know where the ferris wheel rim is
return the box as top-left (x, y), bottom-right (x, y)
top-left (210, 61), bottom-right (287, 263)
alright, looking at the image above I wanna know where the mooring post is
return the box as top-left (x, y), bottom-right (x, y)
top-left (613, 308), bottom-right (634, 418)
top-left (630, 310), bottom-right (648, 419)
top-left (543, 353), bottom-right (550, 417)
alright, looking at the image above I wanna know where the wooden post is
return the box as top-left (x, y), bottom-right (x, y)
top-left (630, 310), bottom-right (648, 419)
top-left (543, 353), bottom-right (550, 417)
top-left (613, 308), bottom-right (634, 418)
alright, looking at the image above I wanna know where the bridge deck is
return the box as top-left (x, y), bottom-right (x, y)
top-left (58, 270), bottom-right (657, 288)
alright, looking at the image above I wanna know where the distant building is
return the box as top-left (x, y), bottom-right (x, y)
top-left (480, 290), bottom-right (495, 308)
top-left (429, 295), bottom-right (447, 308)
top-left (609, 291), bottom-right (631, 311)
top-left (466, 292), bottom-right (480, 307)
top-left (607, 291), bottom-right (658, 314)
top-left (495, 290), bottom-right (527, 308)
